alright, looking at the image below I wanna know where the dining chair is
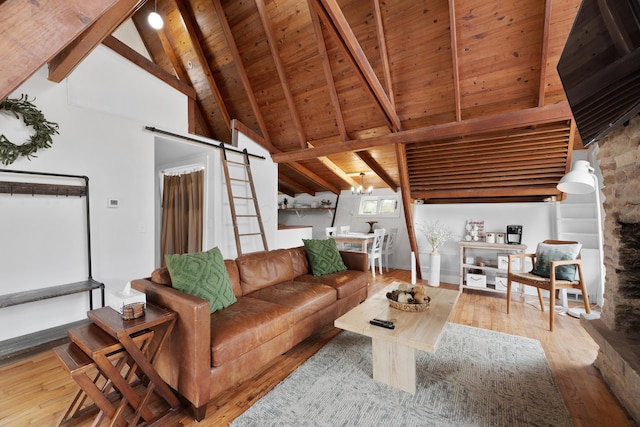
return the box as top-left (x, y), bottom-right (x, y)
top-left (369, 228), bottom-right (385, 277)
top-left (381, 227), bottom-right (398, 272)
top-left (506, 240), bottom-right (591, 331)
top-left (338, 225), bottom-right (360, 251)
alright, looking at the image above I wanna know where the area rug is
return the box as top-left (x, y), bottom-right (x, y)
top-left (231, 323), bottom-right (571, 427)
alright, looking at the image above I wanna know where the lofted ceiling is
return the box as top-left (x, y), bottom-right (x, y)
top-left (1, 0), bottom-right (584, 203)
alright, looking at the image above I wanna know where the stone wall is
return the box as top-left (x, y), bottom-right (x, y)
top-left (597, 115), bottom-right (640, 332)
top-left (586, 114), bottom-right (640, 424)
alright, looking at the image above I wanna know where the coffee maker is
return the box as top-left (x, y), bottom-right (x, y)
top-left (506, 225), bottom-right (523, 244)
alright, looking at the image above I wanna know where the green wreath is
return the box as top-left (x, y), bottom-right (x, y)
top-left (0, 94), bottom-right (59, 165)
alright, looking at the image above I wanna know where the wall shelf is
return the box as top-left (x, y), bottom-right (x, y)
top-left (278, 207), bottom-right (334, 219)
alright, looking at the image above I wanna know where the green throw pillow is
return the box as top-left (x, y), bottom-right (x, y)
top-left (303, 238), bottom-right (347, 276)
top-left (531, 242), bottom-right (582, 281)
top-left (165, 247), bottom-right (237, 313)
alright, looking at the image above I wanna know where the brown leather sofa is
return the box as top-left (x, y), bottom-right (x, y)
top-left (131, 246), bottom-right (369, 421)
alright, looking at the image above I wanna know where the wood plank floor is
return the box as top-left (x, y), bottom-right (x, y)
top-left (0, 270), bottom-right (635, 426)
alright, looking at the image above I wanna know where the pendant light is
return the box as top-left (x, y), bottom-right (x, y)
top-left (148, 0), bottom-right (164, 30)
top-left (351, 173), bottom-right (373, 195)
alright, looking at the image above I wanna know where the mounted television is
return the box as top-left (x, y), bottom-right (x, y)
top-left (557, 0), bottom-right (640, 146)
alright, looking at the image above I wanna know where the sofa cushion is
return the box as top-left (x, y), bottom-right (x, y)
top-left (236, 250), bottom-right (295, 294)
top-left (295, 270), bottom-right (368, 299)
top-left (247, 281), bottom-right (337, 322)
top-left (288, 246), bottom-right (310, 277)
top-left (210, 297), bottom-right (295, 366)
top-left (303, 238), bottom-right (347, 276)
top-left (165, 247), bottom-right (237, 313)
top-left (531, 242), bottom-right (582, 281)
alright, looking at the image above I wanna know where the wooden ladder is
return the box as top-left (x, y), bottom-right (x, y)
top-left (221, 145), bottom-right (268, 256)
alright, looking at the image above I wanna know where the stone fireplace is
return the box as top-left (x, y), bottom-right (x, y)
top-left (580, 114), bottom-right (640, 424)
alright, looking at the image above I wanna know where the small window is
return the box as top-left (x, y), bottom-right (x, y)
top-left (358, 196), bottom-right (399, 217)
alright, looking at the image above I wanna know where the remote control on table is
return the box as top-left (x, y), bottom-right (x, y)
top-left (369, 319), bottom-right (395, 329)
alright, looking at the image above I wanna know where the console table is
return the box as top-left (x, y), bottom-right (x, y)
top-left (458, 241), bottom-right (527, 294)
top-left (54, 304), bottom-right (180, 426)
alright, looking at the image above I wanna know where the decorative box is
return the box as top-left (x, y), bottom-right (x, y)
top-left (498, 254), bottom-right (522, 271)
top-left (495, 276), bottom-right (509, 291)
top-left (466, 273), bottom-right (487, 288)
top-left (107, 282), bottom-right (146, 314)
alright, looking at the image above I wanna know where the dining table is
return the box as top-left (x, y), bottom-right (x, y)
top-left (334, 232), bottom-right (376, 252)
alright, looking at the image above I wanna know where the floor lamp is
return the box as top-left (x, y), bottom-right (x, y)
top-left (556, 160), bottom-right (604, 318)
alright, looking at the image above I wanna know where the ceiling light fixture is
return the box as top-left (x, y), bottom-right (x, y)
top-left (148, 0), bottom-right (164, 30)
top-left (351, 172), bottom-right (373, 196)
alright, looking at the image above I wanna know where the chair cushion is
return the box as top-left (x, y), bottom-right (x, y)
top-left (165, 247), bottom-right (237, 313)
top-left (303, 238), bottom-right (347, 276)
top-left (531, 242), bottom-right (582, 280)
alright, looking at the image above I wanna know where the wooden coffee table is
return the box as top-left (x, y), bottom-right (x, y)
top-left (334, 284), bottom-right (459, 394)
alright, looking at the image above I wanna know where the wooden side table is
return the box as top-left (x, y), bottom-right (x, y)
top-left (55, 304), bottom-right (180, 426)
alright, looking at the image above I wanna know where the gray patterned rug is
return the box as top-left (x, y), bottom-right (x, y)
top-left (231, 323), bottom-right (571, 427)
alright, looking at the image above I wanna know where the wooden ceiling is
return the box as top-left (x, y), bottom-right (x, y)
top-left (1, 0), bottom-right (584, 203)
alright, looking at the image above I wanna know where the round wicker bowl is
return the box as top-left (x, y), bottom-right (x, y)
top-left (388, 296), bottom-right (431, 312)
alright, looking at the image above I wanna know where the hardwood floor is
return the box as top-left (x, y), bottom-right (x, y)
top-left (0, 270), bottom-right (635, 426)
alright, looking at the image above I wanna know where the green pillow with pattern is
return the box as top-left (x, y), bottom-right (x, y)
top-left (531, 242), bottom-right (582, 281)
top-left (303, 238), bottom-right (347, 276)
top-left (165, 247), bottom-right (236, 313)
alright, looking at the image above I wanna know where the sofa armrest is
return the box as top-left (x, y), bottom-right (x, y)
top-left (340, 250), bottom-right (369, 272)
top-left (131, 278), bottom-right (211, 409)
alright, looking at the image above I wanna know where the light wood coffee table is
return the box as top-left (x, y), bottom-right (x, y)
top-left (335, 284), bottom-right (459, 394)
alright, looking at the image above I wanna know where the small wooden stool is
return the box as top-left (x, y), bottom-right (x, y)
top-left (54, 323), bottom-right (154, 426)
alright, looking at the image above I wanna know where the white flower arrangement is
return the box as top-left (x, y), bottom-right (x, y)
top-left (419, 220), bottom-right (456, 251)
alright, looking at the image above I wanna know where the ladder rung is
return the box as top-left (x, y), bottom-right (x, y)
top-left (230, 178), bottom-right (249, 183)
top-left (233, 196), bottom-right (254, 200)
top-left (236, 214), bottom-right (257, 218)
top-left (227, 160), bottom-right (245, 166)
top-left (239, 233), bottom-right (262, 237)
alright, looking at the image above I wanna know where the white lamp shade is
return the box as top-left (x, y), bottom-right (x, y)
top-left (148, 12), bottom-right (164, 30)
top-left (557, 160), bottom-right (596, 194)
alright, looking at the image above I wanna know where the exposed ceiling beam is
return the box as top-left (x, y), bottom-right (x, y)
top-left (256, 0), bottom-right (307, 149)
top-left (537, 0), bottom-right (552, 107)
top-left (278, 174), bottom-right (315, 196)
top-left (173, 0), bottom-right (231, 134)
top-left (307, 143), bottom-right (360, 188)
top-left (414, 186), bottom-right (562, 200)
top-left (0, 0), bottom-right (127, 100)
top-left (396, 143), bottom-right (422, 279)
top-left (356, 151), bottom-right (397, 190)
top-left (212, 0), bottom-right (274, 149)
top-left (48, 0), bottom-right (144, 83)
top-left (287, 162), bottom-right (341, 194)
top-left (102, 35), bottom-right (195, 98)
top-left (308, 2), bottom-right (348, 141)
top-left (312, 0), bottom-right (402, 132)
top-left (372, 0), bottom-right (393, 105)
top-left (447, 0), bottom-right (462, 121)
top-left (271, 103), bottom-right (572, 163)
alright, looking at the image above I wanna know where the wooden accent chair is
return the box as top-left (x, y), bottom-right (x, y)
top-left (506, 240), bottom-right (591, 331)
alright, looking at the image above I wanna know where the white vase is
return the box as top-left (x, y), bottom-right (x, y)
top-left (429, 250), bottom-right (441, 287)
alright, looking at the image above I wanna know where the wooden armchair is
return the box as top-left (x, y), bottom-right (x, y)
top-left (506, 240), bottom-right (591, 331)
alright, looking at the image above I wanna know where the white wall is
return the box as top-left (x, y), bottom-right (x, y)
top-left (413, 202), bottom-right (555, 285)
top-left (0, 45), bottom-right (187, 340)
